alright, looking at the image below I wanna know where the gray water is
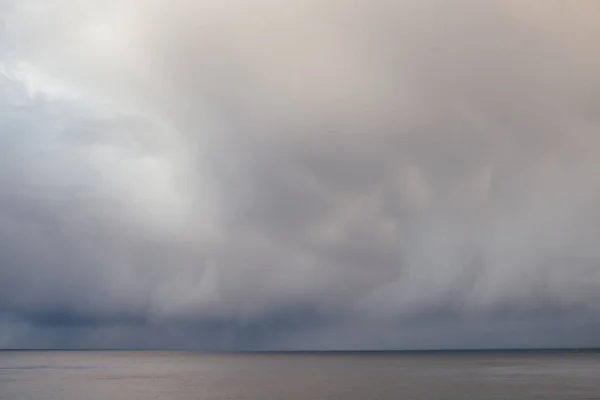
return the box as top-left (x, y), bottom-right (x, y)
top-left (1, 351), bottom-right (600, 399)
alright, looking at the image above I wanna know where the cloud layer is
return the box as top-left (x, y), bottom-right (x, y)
top-left (1, 0), bottom-right (600, 349)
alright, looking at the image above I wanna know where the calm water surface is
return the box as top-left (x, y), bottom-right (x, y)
top-left (1, 351), bottom-right (600, 399)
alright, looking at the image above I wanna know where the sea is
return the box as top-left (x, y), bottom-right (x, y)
top-left (1, 350), bottom-right (600, 399)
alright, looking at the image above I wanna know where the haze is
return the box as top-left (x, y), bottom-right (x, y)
top-left (1, 0), bottom-right (600, 350)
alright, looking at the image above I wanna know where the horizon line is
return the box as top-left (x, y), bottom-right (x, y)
top-left (2, 347), bottom-right (600, 353)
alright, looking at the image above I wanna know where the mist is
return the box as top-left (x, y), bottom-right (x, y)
top-left (1, 0), bottom-right (600, 349)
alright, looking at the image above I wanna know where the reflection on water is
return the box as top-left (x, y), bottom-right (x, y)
top-left (1, 351), bottom-right (600, 400)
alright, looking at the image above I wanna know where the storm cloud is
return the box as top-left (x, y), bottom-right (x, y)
top-left (1, 0), bottom-right (600, 349)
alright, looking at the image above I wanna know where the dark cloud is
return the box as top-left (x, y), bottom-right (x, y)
top-left (1, 0), bottom-right (600, 349)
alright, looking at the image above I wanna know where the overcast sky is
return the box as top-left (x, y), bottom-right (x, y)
top-left (1, 0), bottom-right (600, 350)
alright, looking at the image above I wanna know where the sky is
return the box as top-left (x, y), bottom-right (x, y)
top-left (1, 0), bottom-right (600, 350)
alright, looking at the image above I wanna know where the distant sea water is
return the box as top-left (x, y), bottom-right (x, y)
top-left (2, 350), bottom-right (600, 399)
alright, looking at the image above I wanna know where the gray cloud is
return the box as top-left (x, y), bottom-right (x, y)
top-left (1, 0), bottom-right (600, 349)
